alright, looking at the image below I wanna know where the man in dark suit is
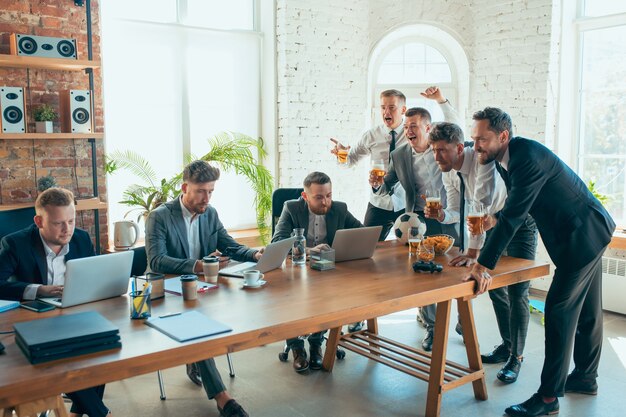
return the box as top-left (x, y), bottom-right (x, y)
top-left (0, 188), bottom-right (112, 417)
top-left (272, 171), bottom-right (363, 373)
top-left (145, 160), bottom-right (255, 417)
top-left (464, 107), bottom-right (615, 417)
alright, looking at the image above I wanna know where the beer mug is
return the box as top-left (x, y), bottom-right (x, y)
top-left (425, 188), bottom-right (442, 212)
top-left (370, 159), bottom-right (386, 186)
top-left (408, 227), bottom-right (422, 256)
top-left (467, 201), bottom-right (485, 235)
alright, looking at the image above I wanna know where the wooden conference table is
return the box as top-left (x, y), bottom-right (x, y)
top-left (0, 241), bottom-right (549, 417)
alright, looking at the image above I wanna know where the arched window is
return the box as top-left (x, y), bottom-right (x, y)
top-left (369, 25), bottom-right (469, 127)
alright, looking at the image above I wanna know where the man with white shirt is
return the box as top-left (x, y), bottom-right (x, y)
top-left (331, 89), bottom-right (407, 242)
top-left (425, 122), bottom-right (538, 384)
top-left (146, 160), bottom-right (257, 417)
top-left (369, 93), bottom-right (462, 351)
top-left (0, 187), bottom-right (113, 417)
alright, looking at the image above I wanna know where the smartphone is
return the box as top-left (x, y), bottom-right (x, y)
top-left (20, 300), bottom-right (56, 313)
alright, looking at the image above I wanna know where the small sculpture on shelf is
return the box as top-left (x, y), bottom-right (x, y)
top-left (33, 103), bottom-right (57, 133)
top-left (37, 175), bottom-right (57, 192)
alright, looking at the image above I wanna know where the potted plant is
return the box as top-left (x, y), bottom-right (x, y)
top-left (33, 104), bottom-right (57, 133)
top-left (37, 175), bottom-right (57, 192)
top-left (106, 131), bottom-right (273, 242)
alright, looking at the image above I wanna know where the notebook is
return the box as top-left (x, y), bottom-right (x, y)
top-left (331, 226), bottom-right (382, 262)
top-left (39, 251), bottom-right (134, 308)
top-left (219, 236), bottom-right (297, 277)
top-left (0, 299), bottom-right (20, 313)
top-left (145, 310), bottom-right (232, 342)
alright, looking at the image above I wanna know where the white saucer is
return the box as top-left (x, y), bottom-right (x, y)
top-left (242, 279), bottom-right (266, 289)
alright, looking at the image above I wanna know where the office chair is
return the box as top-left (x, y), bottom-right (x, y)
top-left (129, 247), bottom-right (235, 400)
top-left (0, 207), bottom-right (36, 240)
top-left (270, 188), bottom-right (346, 364)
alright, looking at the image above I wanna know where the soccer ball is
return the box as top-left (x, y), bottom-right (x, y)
top-left (392, 212), bottom-right (426, 244)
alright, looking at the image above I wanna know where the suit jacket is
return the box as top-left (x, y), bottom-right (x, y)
top-left (0, 224), bottom-right (95, 301)
top-left (145, 198), bottom-right (258, 274)
top-left (479, 138), bottom-right (615, 271)
top-left (271, 197), bottom-right (363, 246)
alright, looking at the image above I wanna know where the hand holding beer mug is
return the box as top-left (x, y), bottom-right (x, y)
top-left (330, 138), bottom-right (350, 165)
top-left (467, 201), bottom-right (485, 235)
top-left (370, 159), bottom-right (386, 187)
top-left (408, 227), bottom-right (422, 256)
top-left (425, 188), bottom-right (442, 217)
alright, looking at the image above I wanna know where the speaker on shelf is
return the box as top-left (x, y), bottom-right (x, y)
top-left (61, 89), bottom-right (92, 133)
top-left (0, 86), bottom-right (26, 134)
top-left (10, 33), bottom-right (77, 60)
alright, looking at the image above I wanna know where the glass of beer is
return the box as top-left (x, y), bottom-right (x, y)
top-left (408, 227), bottom-right (422, 256)
top-left (425, 188), bottom-right (442, 213)
top-left (467, 201), bottom-right (485, 235)
top-left (370, 159), bottom-right (386, 186)
top-left (337, 148), bottom-right (349, 165)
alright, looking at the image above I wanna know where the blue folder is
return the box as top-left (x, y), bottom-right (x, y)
top-left (0, 300), bottom-right (20, 313)
top-left (145, 310), bottom-right (232, 342)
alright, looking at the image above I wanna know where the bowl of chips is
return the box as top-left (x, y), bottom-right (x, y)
top-left (422, 234), bottom-right (455, 255)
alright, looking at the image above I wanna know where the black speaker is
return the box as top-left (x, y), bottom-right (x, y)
top-left (10, 33), bottom-right (77, 59)
top-left (0, 86), bottom-right (26, 133)
top-left (62, 90), bottom-right (92, 133)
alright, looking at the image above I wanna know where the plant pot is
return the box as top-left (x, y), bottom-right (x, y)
top-left (35, 121), bottom-right (53, 133)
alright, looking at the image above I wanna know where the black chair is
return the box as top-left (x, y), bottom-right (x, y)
top-left (0, 206), bottom-right (36, 240)
top-left (271, 188), bottom-right (303, 236)
top-left (271, 188), bottom-right (346, 364)
top-left (131, 246), bottom-right (235, 400)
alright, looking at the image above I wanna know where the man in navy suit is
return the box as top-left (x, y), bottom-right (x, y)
top-left (0, 188), bottom-right (112, 417)
top-left (463, 108), bottom-right (615, 416)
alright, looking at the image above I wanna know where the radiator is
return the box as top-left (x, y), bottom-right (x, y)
top-left (602, 256), bottom-right (626, 315)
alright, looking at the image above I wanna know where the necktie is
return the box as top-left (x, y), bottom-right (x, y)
top-left (389, 130), bottom-right (396, 163)
top-left (457, 171), bottom-right (465, 253)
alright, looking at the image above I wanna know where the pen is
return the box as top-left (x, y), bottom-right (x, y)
top-left (159, 312), bottom-right (182, 318)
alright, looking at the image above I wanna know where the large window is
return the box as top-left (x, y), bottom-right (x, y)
top-left (572, 1), bottom-right (626, 225)
top-left (101, 0), bottom-right (261, 233)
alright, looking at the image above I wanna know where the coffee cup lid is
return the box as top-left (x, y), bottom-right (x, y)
top-left (202, 256), bottom-right (219, 263)
top-left (180, 274), bottom-right (198, 281)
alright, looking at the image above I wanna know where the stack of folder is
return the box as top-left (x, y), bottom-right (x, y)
top-left (13, 311), bottom-right (121, 364)
top-left (0, 299), bottom-right (20, 313)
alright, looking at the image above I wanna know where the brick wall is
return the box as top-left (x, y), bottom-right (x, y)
top-left (275, 0), bottom-right (556, 222)
top-left (0, 0), bottom-right (107, 247)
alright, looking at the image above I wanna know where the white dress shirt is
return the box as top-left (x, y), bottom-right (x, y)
top-left (346, 124), bottom-right (406, 211)
top-left (180, 196), bottom-right (201, 261)
top-left (500, 147), bottom-right (511, 170)
top-left (410, 146), bottom-right (447, 212)
top-left (23, 233), bottom-right (70, 300)
top-left (441, 146), bottom-right (507, 250)
top-left (306, 209), bottom-right (328, 247)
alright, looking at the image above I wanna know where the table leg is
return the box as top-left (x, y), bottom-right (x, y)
top-left (322, 326), bottom-right (342, 372)
top-left (425, 300), bottom-right (451, 417)
top-left (457, 296), bottom-right (488, 400)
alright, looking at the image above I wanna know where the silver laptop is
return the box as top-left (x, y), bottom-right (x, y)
top-left (332, 226), bottom-right (382, 262)
top-left (39, 251), bottom-right (134, 308)
top-left (219, 236), bottom-right (297, 277)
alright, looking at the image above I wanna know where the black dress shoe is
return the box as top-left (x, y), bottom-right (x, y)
top-left (309, 344), bottom-right (323, 370)
top-left (481, 343), bottom-right (510, 364)
top-left (292, 347), bottom-right (309, 373)
top-left (505, 393), bottom-right (559, 416)
top-left (565, 371), bottom-right (598, 395)
top-left (185, 363), bottom-right (202, 386)
top-left (422, 330), bottom-right (434, 352)
top-left (498, 355), bottom-right (523, 383)
top-left (348, 321), bottom-right (364, 332)
top-left (218, 399), bottom-right (249, 417)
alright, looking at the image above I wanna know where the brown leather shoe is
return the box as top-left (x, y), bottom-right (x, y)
top-left (185, 363), bottom-right (202, 386)
top-left (292, 347), bottom-right (309, 373)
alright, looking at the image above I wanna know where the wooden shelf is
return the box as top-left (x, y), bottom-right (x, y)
top-left (0, 54), bottom-right (100, 71)
top-left (0, 132), bottom-right (104, 140)
top-left (610, 231), bottom-right (626, 251)
top-left (0, 197), bottom-right (107, 212)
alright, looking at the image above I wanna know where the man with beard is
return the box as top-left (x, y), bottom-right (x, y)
top-left (463, 107), bottom-right (615, 417)
top-left (272, 171), bottom-right (363, 373)
top-left (146, 160), bottom-right (260, 417)
top-left (369, 99), bottom-right (461, 352)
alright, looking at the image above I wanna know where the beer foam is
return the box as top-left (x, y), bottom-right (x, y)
top-left (467, 213), bottom-right (483, 217)
top-left (426, 197), bottom-right (441, 202)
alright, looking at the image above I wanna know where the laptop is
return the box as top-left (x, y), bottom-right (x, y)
top-left (219, 236), bottom-right (297, 277)
top-left (331, 226), bottom-right (382, 262)
top-left (39, 250), bottom-right (134, 308)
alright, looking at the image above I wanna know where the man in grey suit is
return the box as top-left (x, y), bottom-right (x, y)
top-left (272, 171), bottom-right (362, 373)
top-left (146, 160), bottom-right (260, 417)
top-left (370, 104), bottom-right (461, 352)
